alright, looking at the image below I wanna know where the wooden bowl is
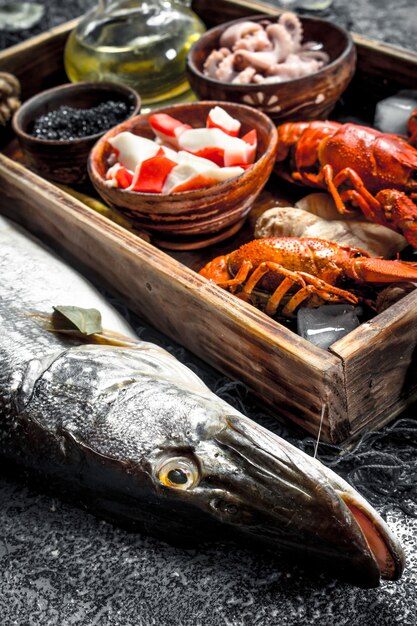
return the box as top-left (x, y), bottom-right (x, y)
top-left (186, 14), bottom-right (356, 122)
top-left (88, 101), bottom-right (278, 249)
top-left (12, 82), bottom-right (141, 184)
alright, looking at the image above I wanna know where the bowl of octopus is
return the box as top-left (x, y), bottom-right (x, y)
top-left (88, 101), bottom-right (278, 249)
top-left (186, 12), bottom-right (356, 122)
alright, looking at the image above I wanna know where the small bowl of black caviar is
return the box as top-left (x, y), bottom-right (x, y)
top-left (12, 82), bottom-right (141, 184)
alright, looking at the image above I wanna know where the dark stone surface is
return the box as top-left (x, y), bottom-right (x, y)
top-left (1, 1), bottom-right (417, 625)
top-left (1, 0), bottom-right (417, 50)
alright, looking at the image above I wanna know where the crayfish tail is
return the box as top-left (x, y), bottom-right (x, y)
top-left (351, 256), bottom-right (417, 284)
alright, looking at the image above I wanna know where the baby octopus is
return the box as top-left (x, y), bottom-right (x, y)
top-left (203, 13), bottom-right (329, 85)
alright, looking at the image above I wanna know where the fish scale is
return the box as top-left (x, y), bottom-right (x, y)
top-left (0, 215), bottom-right (406, 588)
top-left (0, 217), bottom-right (220, 458)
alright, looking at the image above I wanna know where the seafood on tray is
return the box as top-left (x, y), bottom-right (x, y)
top-left (255, 193), bottom-right (407, 258)
top-left (274, 120), bottom-right (417, 247)
top-left (105, 106), bottom-right (256, 193)
top-left (0, 216), bottom-right (405, 587)
top-left (203, 13), bottom-right (329, 84)
top-left (199, 237), bottom-right (417, 317)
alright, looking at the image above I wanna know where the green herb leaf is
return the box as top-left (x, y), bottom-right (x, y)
top-left (52, 306), bottom-right (103, 336)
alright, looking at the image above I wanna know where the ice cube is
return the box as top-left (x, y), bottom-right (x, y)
top-left (374, 90), bottom-right (417, 136)
top-left (297, 304), bottom-right (360, 350)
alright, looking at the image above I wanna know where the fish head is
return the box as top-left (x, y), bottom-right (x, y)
top-left (18, 343), bottom-right (405, 588)
top-left (141, 401), bottom-right (405, 589)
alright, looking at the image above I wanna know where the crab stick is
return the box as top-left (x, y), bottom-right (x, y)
top-left (206, 106), bottom-right (241, 137)
top-left (164, 164), bottom-right (244, 193)
top-left (148, 113), bottom-right (192, 149)
top-left (178, 128), bottom-right (256, 167)
top-left (108, 132), bottom-right (161, 172)
top-left (129, 154), bottom-right (178, 193)
top-left (105, 163), bottom-right (134, 189)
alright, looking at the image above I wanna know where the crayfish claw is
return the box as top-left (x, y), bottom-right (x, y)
top-left (348, 255), bottom-right (417, 284)
top-left (375, 189), bottom-right (417, 248)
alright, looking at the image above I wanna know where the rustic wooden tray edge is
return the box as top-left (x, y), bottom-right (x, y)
top-left (0, 154), bottom-right (352, 442)
top-left (1, 0), bottom-right (417, 444)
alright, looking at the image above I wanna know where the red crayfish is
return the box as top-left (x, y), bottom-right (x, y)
top-left (199, 237), bottom-right (417, 317)
top-left (274, 119), bottom-right (417, 247)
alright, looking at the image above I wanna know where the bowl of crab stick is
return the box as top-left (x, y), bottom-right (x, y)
top-left (88, 101), bottom-right (277, 249)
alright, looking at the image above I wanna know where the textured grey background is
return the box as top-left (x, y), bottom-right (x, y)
top-left (1, 0), bottom-right (417, 50)
top-left (1, 1), bottom-right (417, 625)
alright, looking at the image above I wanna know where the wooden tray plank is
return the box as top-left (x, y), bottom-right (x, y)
top-left (330, 293), bottom-right (417, 435)
top-left (0, 154), bottom-right (349, 441)
top-left (1, 0), bottom-right (417, 443)
top-left (0, 19), bottom-right (76, 99)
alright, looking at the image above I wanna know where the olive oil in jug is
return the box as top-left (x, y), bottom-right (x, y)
top-left (64, 0), bottom-right (205, 106)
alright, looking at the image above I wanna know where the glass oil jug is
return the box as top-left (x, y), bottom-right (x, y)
top-left (64, 0), bottom-right (205, 107)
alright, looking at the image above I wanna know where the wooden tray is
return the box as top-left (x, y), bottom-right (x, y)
top-left (1, 0), bottom-right (417, 444)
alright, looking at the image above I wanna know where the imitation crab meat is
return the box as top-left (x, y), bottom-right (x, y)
top-left (207, 106), bottom-right (242, 136)
top-left (105, 107), bottom-right (255, 193)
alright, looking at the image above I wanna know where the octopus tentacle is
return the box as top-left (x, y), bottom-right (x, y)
top-left (219, 21), bottom-right (263, 49)
top-left (266, 23), bottom-right (297, 62)
top-left (279, 11), bottom-right (303, 47)
top-left (202, 12), bottom-right (328, 84)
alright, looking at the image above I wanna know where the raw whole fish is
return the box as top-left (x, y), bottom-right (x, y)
top-left (0, 216), bottom-right (405, 588)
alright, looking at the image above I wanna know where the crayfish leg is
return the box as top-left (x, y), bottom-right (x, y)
top-left (282, 282), bottom-right (358, 318)
top-left (265, 277), bottom-right (297, 316)
top-left (219, 259), bottom-right (252, 293)
top-left (298, 271), bottom-right (359, 305)
top-left (340, 190), bottom-right (372, 216)
top-left (282, 285), bottom-right (317, 317)
top-left (326, 165), bottom-right (382, 219)
top-left (242, 262), bottom-right (306, 298)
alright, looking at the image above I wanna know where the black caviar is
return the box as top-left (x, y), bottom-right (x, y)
top-left (31, 100), bottom-right (132, 141)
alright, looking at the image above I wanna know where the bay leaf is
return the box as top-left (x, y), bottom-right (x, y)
top-left (52, 306), bottom-right (103, 336)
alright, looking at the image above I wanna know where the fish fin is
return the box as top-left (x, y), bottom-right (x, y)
top-left (15, 349), bottom-right (68, 411)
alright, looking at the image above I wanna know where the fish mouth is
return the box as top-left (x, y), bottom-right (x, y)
top-left (338, 494), bottom-right (404, 581)
top-left (214, 415), bottom-right (405, 586)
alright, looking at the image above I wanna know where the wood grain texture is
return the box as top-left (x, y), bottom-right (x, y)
top-left (0, 153), bottom-right (349, 442)
top-left (330, 293), bottom-right (417, 436)
top-left (1, 0), bottom-right (417, 443)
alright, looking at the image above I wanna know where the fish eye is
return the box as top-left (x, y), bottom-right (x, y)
top-left (156, 457), bottom-right (199, 491)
